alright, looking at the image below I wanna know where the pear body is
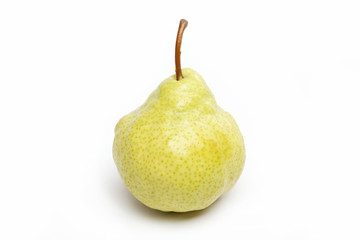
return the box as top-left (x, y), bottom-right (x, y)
top-left (113, 68), bottom-right (245, 212)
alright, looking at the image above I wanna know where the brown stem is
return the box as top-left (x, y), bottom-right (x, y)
top-left (175, 19), bottom-right (188, 81)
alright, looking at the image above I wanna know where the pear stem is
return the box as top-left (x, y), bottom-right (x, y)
top-left (175, 19), bottom-right (188, 81)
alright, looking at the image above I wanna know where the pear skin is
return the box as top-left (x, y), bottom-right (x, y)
top-left (113, 68), bottom-right (245, 212)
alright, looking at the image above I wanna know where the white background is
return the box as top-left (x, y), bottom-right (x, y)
top-left (1, 0), bottom-right (359, 239)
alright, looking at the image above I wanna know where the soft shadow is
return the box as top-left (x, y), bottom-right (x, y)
top-left (106, 172), bottom-right (224, 221)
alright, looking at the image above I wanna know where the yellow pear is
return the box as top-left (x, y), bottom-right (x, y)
top-left (113, 19), bottom-right (245, 212)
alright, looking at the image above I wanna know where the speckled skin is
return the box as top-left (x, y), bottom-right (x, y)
top-left (113, 68), bottom-right (245, 212)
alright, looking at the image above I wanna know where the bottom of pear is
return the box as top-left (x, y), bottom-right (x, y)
top-left (139, 198), bottom-right (219, 213)
top-left (127, 188), bottom-right (223, 213)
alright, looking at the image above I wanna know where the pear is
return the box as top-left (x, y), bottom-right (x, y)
top-left (113, 19), bottom-right (245, 212)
